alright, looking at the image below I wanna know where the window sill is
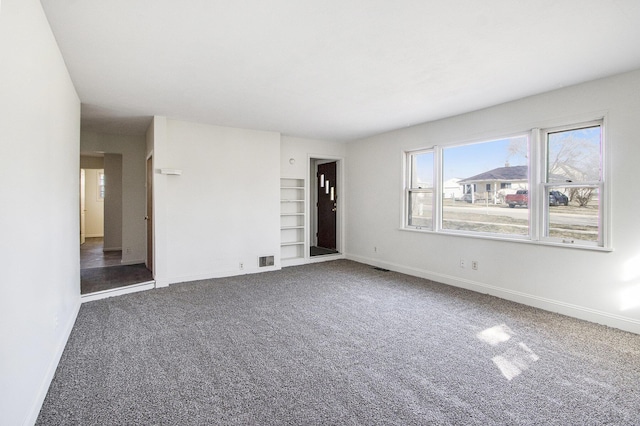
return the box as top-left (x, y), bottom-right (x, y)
top-left (399, 227), bottom-right (613, 252)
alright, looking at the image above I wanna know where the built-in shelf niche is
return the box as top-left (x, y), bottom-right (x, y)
top-left (280, 178), bottom-right (306, 265)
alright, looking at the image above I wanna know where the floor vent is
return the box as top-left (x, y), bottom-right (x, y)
top-left (373, 267), bottom-right (390, 272)
top-left (259, 256), bottom-right (275, 267)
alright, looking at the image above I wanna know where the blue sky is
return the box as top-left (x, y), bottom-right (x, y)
top-left (415, 135), bottom-right (529, 184)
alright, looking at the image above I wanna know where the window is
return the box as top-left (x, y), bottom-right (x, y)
top-left (406, 150), bottom-right (433, 229)
top-left (542, 121), bottom-right (603, 246)
top-left (403, 119), bottom-right (607, 249)
top-left (440, 135), bottom-right (529, 237)
top-left (98, 171), bottom-right (105, 200)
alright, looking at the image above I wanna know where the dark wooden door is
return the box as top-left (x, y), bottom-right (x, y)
top-left (317, 162), bottom-right (337, 249)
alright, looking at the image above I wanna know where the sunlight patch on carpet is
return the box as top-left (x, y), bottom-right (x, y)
top-left (492, 342), bottom-right (540, 381)
top-left (476, 324), bottom-right (513, 346)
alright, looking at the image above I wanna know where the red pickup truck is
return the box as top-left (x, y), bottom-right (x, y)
top-left (505, 189), bottom-right (529, 208)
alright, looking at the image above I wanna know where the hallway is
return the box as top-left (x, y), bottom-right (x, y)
top-left (81, 237), bottom-right (122, 269)
top-left (81, 238), bottom-right (153, 295)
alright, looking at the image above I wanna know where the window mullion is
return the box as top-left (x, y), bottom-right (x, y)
top-left (530, 128), bottom-right (541, 241)
top-left (433, 146), bottom-right (442, 232)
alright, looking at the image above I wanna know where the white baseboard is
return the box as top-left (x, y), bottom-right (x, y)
top-left (120, 258), bottom-right (145, 266)
top-left (347, 253), bottom-right (640, 335)
top-left (155, 264), bottom-right (281, 288)
top-left (81, 281), bottom-right (155, 303)
top-left (306, 253), bottom-right (346, 264)
top-left (24, 298), bottom-right (81, 426)
top-left (281, 253), bottom-right (346, 268)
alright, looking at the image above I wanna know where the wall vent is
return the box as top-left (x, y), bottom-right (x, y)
top-left (259, 256), bottom-right (274, 267)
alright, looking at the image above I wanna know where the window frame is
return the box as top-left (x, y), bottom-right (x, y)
top-left (538, 120), bottom-right (606, 248)
top-left (402, 118), bottom-right (609, 251)
top-left (97, 171), bottom-right (105, 201)
top-left (404, 148), bottom-right (435, 230)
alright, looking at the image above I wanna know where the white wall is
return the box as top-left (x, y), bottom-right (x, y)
top-left (103, 154), bottom-right (123, 250)
top-left (280, 135), bottom-right (347, 179)
top-left (346, 69), bottom-right (640, 334)
top-left (80, 155), bottom-right (104, 169)
top-left (153, 118), bottom-right (280, 286)
top-left (83, 168), bottom-right (104, 237)
top-left (0, 0), bottom-right (81, 424)
top-left (81, 132), bottom-right (146, 264)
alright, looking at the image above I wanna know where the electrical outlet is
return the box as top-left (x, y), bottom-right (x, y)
top-left (374, 246), bottom-right (377, 253)
top-left (459, 258), bottom-right (465, 268)
top-left (472, 261), bottom-right (478, 270)
top-left (239, 262), bottom-right (244, 270)
top-left (125, 248), bottom-right (131, 254)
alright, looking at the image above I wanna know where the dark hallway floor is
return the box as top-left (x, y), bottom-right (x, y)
top-left (81, 237), bottom-right (122, 269)
top-left (81, 238), bottom-right (153, 295)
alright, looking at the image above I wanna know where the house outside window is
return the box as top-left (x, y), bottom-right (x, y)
top-left (441, 135), bottom-right (529, 236)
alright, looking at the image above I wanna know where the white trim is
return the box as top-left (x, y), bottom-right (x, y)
top-left (530, 128), bottom-right (541, 241)
top-left (433, 146), bottom-right (443, 231)
top-left (306, 252), bottom-right (346, 264)
top-left (397, 226), bottom-right (612, 252)
top-left (281, 257), bottom-right (308, 267)
top-left (120, 258), bottom-right (146, 266)
top-left (81, 281), bottom-right (155, 303)
top-left (540, 119), bottom-right (605, 248)
top-left (158, 265), bottom-right (280, 287)
top-left (24, 299), bottom-right (81, 426)
top-left (346, 253), bottom-right (639, 335)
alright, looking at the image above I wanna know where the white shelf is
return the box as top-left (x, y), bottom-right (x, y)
top-left (280, 178), bottom-right (305, 265)
top-left (281, 241), bottom-right (304, 246)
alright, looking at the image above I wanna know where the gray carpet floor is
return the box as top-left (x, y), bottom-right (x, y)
top-left (37, 260), bottom-right (640, 425)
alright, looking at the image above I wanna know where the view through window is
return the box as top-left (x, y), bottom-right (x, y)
top-left (441, 135), bottom-right (529, 236)
top-left (544, 124), bottom-right (602, 245)
top-left (407, 151), bottom-right (433, 229)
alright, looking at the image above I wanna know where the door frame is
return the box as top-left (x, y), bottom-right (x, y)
top-left (308, 155), bottom-right (345, 260)
top-left (80, 169), bottom-right (86, 244)
top-left (146, 152), bottom-right (154, 276)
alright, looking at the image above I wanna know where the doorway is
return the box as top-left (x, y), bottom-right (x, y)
top-left (79, 153), bottom-right (152, 296)
top-left (311, 159), bottom-right (340, 257)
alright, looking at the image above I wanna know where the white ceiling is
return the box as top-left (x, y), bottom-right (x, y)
top-left (40, 0), bottom-right (640, 141)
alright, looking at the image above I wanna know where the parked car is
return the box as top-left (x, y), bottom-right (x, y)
top-left (549, 190), bottom-right (569, 206)
top-left (505, 189), bottom-right (569, 207)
